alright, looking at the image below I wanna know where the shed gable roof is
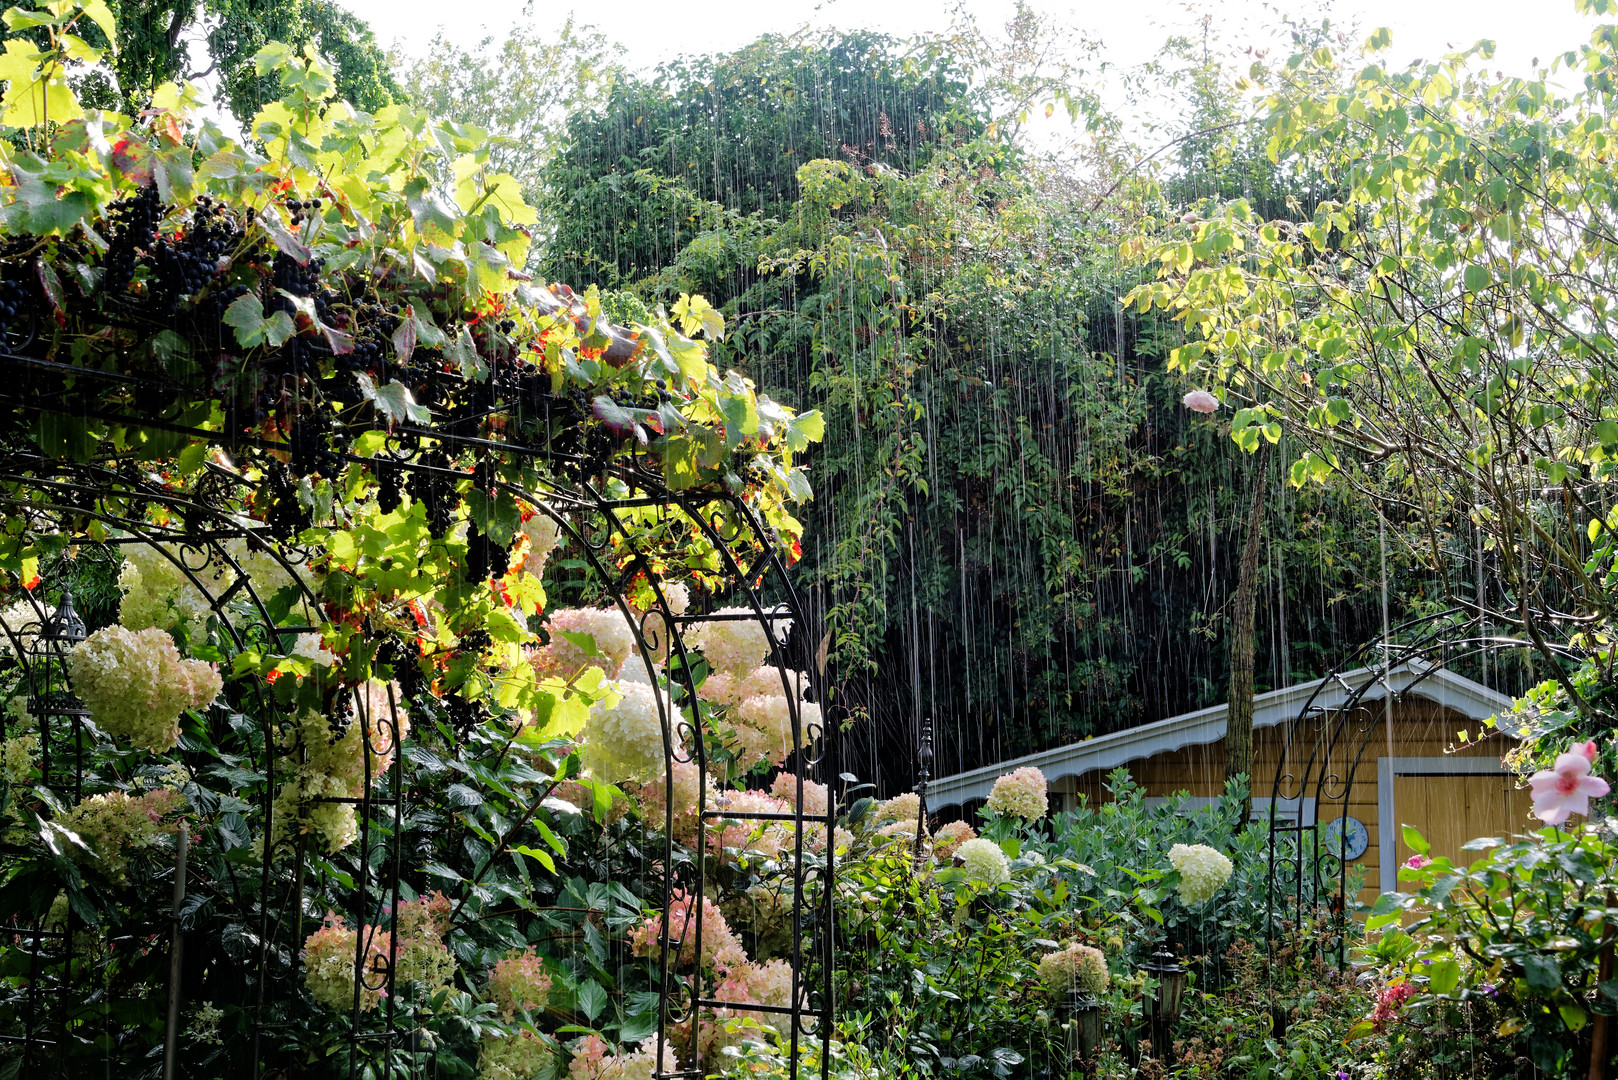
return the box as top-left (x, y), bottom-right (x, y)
top-left (926, 661), bottom-right (1515, 809)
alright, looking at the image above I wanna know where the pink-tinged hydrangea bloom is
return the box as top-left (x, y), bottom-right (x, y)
top-left (700, 957), bottom-right (796, 1056)
top-left (1182, 389), bottom-right (1219, 413)
top-left (1404, 854), bottom-right (1430, 870)
top-left (770, 772), bottom-right (829, 817)
top-left (632, 758), bottom-right (702, 839)
top-left (393, 892), bottom-right (454, 991)
top-left (932, 820), bottom-right (977, 861)
top-left (69, 626), bottom-right (221, 752)
top-left (734, 694), bottom-right (816, 770)
top-left (629, 888), bottom-right (739, 969)
top-left (487, 947), bottom-right (554, 1017)
top-left (568, 1033), bottom-right (675, 1080)
top-left (530, 608), bottom-right (637, 680)
top-left (302, 913), bottom-right (391, 1013)
top-left (985, 766), bottom-right (1048, 822)
top-left (706, 789), bottom-right (793, 861)
top-left (1530, 749), bottom-right (1611, 825)
top-left (60, 787), bottom-right (186, 882)
top-left (878, 791), bottom-right (920, 825)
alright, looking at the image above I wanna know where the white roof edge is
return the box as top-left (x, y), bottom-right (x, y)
top-left (926, 661), bottom-right (1515, 809)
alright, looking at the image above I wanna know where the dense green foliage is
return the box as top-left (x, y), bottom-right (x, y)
top-left (536, 14), bottom-right (1426, 785)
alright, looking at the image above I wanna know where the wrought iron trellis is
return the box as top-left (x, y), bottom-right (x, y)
top-left (0, 430), bottom-right (834, 1079)
top-left (1262, 607), bottom-right (1556, 967)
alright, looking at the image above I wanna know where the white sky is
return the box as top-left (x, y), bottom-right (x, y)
top-left (348, 0), bottom-right (1602, 83)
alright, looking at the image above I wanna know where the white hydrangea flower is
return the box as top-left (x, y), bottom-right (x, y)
top-left (1168, 843), bottom-right (1234, 905)
top-left (985, 765), bottom-right (1048, 822)
top-left (118, 545), bottom-right (213, 633)
top-left (519, 511), bottom-right (562, 578)
top-left (581, 680), bottom-right (669, 785)
top-left (292, 632), bottom-right (336, 667)
top-left (686, 608), bottom-right (787, 675)
top-left (68, 626), bottom-right (222, 752)
top-left (0, 597), bottom-right (39, 657)
top-left (270, 688), bottom-right (407, 854)
top-left (1038, 942), bottom-right (1110, 997)
top-left (956, 837), bottom-right (1011, 887)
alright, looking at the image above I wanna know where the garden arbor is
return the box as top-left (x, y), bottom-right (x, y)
top-left (0, 21), bottom-right (833, 1078)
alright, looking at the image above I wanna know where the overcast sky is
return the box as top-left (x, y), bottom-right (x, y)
top-left (346, 0), bottom-right (1602, 84)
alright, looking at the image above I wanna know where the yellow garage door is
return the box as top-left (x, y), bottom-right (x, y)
top-left (1393, 772), bottom-right (1533, 868)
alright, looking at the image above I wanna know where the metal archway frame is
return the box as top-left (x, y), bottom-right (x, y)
top-left (1263, 607), bottom-right (1558, 967)
top-left (0, 422), bottom-right (835, 1079)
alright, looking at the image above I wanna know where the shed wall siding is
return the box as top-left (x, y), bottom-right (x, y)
top-left (1045, 701), bottom-right (1518, 896)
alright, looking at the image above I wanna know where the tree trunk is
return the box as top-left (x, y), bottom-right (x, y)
top-left (1225, 444), bottom-right (1270, 803)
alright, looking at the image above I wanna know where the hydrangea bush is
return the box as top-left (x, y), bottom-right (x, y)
top-left (0, 4), bottom-right (829, 1074)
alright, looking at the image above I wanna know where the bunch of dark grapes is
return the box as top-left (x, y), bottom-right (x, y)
top-left (375, 461), bottom-right (404, 513)
top-left (408, 450), bottom-right (456, 538)
top-left (0, 277), bottom-right (32, 344)
top-left (103, 185), bottom-right (163, 295)
top-left (260, 461), bottom-right (311, 541)
top-left (462, 519), bottom-right (509, 583)
top-left (268, 251), bottom-right (323, 309)
top-left (287, 414), bottom-right (343, 479)
top-left (340, 299), bottom-right (397, 376)
top-left (149, 196), bottom-right (236, 311)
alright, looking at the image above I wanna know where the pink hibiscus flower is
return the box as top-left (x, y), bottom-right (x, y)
top-left (1182, 389), bottom-right (1219, 414)
top-left (1529, 745), bottom-right (1610, 826)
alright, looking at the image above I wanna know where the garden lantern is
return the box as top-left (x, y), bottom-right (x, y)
top-left (1142, 946), bottom-right (1187, 1060)
top-left (1060, 990), bottom-right (1102, 1061)
top-left (27, 590), bottom-right (87, 799)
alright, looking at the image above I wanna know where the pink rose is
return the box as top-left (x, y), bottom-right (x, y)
top-left (1182, 389), bottom-right (1219, 414)
top-left (1529, 747), bottom-right (1611, 826)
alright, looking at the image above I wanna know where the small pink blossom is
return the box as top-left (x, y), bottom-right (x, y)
top-left (1404, 854), bottom-right (1429, 870)
top-left (1529, 748), bottom-right (1611, 826)
top-left (1182, 389), bottom-right (1219, 414)
top-left (1582, 740), bottom-right (1599, 762)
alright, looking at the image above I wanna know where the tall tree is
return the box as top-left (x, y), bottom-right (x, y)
top-left (397, 9), bottom-right (621, 229)
top-left (4, 0), bottom-right (397, 122)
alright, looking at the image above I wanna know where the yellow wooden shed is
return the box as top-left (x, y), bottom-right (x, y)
top-left (927, 662), bottom-right (1525, 896)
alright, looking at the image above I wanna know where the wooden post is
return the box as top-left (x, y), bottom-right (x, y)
top-left (162, 826), bottom-right (188, 1080)
top-left (1591, 895), bottom-right (1614, 1080)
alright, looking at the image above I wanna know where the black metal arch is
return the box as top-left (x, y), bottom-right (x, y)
top-left (1263, 606), bottom-right (1547, 966)
top-left (0, 438), bottom-right (834, 1079)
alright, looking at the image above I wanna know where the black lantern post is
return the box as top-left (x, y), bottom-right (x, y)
top-left (912, 717), bottom-right (933, 873)
top-left (29, 591), bottom-right (87, 799)
top-left (1141, 946), bottom-right (1187, 1061)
